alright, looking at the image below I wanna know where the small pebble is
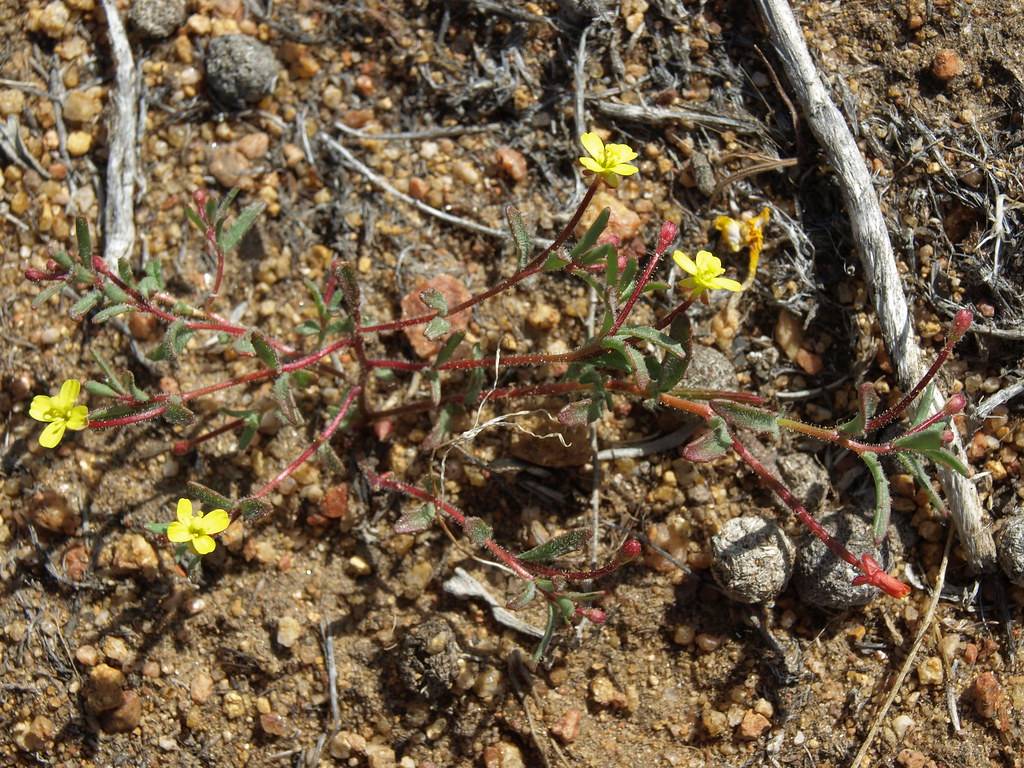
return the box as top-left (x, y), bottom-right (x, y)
top-left (931, 49), bottom-right (964, 82)
top-left (736, 709), bottom-right (771, 740)
top-left (702, 708), bottom-right (729, 738)
top-left (111, 533), bottom-right (160, 578)
top-left (968, 671), bottom-right (1003, 720)
top-left (275, 616), bottom-right (302, 648)
top-left (710, 515), bottom-right (795, 603)
top-left (63, 90), bottom-right (102, 123)
top-left (190, 671), bottom-right (214, 703)
top-left (589, 675), bottom-right (627, 709)
top-left (482, 742), bottom-right (525, 768)
top-left (495, 145), bottom-right (527, 182)
top-left (222, 690), bottom-right (246, 719)
top-left (550, 708), bottom-right (581, 744)
top-left (102, 690), bottom-right (141, 733)
top-left (83, 663), bottom-right (125, 713)
top-left (260, 712), bottom-right (289, 737)
top-left (916, 656), bottom-right (943, 686)
top-left (100, 636), bottom-right (132, 667)
top-left (329, 731), bottom-right (367, 759)
top-left (75, 644), bottom-right (100, 667)
top-left (896, 749), bottom-right (933, 768)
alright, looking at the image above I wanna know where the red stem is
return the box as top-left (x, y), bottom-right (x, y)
top-left (252, 386), bottom-right (360, 499)
top-left (731, 436), bottom-right (910, 598)
top-left (358, 182), bottom-right (600, 335)
top-left (609, 249), bottom-right (666, 335)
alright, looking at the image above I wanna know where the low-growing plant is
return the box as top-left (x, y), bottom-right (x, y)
top-left (23, 132), bottom-right (973, 657)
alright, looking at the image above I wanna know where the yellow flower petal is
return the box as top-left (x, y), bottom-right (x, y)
top-left (579, 157), bottom-right (605, 174)
top-left (709, 276), bottom-right (743, 292)
top-left (580, 132), bottom-right (605, 161)
top-left (55, 379), bottom-right (80, 411)
top-left (199, 508), bottom-right (230, 536)
top-left (714, 216), bottom-right (743, 252)
top-left (176, 498), bottom-right (193, 525)
top-left (672, 251), bottom-right (698, 275)
top-left (66, 405), bottom-right (89, 431)
top-left (601, 172), bottom-right (621, 188)
top-left (605, 143), bottom-right (638, 164)
top-left (29, 395), bottom-right (55, 422)
top-left (610, 163), bottom-right (639, 176)
top-left (694, 250), bottom-right (722, 275)
top-left (191, 535), bottom-right (216, 555)
top-left (167, 521), bottom-right (193, 543)
top-left (39, 420), bottom-right (66, 448)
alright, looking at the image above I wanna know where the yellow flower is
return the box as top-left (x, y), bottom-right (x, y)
top-left (713, 208), bottom-right (771, 285)
top-left (166, 498), bottom-right (230, 556)
top-left (29, 379), bottom-right (89, 448)
top-left (673, 250), bottom-right (743, 298)
top-left (578, 132), bottom-right (639, 188)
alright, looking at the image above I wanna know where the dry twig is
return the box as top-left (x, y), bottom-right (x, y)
top-left (755, 0), bottom-right (996, 572)
top-left (99, 0), bottom-right (139, 268)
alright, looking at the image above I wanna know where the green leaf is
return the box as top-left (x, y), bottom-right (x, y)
top-left (605, 243), bottom-right (620, 287)
top-left (213, 188), bottom-right (240, 224)
top-left (163, 396), bottom-right (195, 426)
top-left (505, 205), bottom-right (533, 269)
top-left (32, 282), bottom-right (63, 308)
top-left (710, 400), bottom-right (780, 439)
top-left (272, 373), bottom-right (303, 426)
top-left (251, 331), bottom-right (279, 371)
top-left (145, 522), bottom-right (170, 535)
top-left (317, 443), bottom-right (344, 475)
top-left (102, 282), bottom-right (130, 304)
top-left (150, 319), bottom-right (193, 362)
top-left (75, 218), bottom-right (91, 265)
top-left (51, 249), bottom-right (73, 270)
top-left (218, 201), bottom-right (266, 252)
top-left (69, 290), bottom-right (101, 319)
top-left (556, 596), bottom-right (575, 621)
top-left (117, 258), bottom-right (134, 284)
top-left (93, 303), bottom-right (133, 323)
top-left (576, 242), bottom-right (615, 267)
top-left (186, 481), bottom-right (233, 510)
top-left (570, 208), bottom-right (610, 259)
top-left (121, 370), bottom-right (150, 402)
top-left (839, 383), bottom-right (879, 436)
top-left (424, 316), bottom-right (450, 341)
top-left (917, 447), bottom-right (970, 477)
top-left (909, 382), bottom-right (937, 427)
top-left (860, 452), bottom-right (892, 546)
top-left (463, 344), bottom-right (486, 406)
top-left (296, 319), bottom-right (322, 336)
top-left (682, 416), bottom-right (732, 462)
top-left (518, 529), bottom-right (589, 563)
top-left (434, 331), bottom-right (465, 368)
top-left (419, 287), bottom-right (448, 316)
top-left (84, 380), bottom-right (120, 398)
top-left (395, 503), bottom-right (436, 534)
top-left (617, 325), bottom-right (688, 361)
top-left (895, 453), bottom-right (946, 513)
top-left (543, 252), bottom-right (570, 272)
top-left (892, 425), bottom-right (946, 452)
top-left (236, 496), bottom-right (272, 521)
top-left (617, 256), bottom-right (639, 301)
top-left (506, 581), bottom-right (536, 610)
top-left (334, 261), bottom-right (360, 313)
top-left (423, 403), bottom-right (454, 450)
top-left (464, 516), bottom-right (493, 547)
top-left (303, 277), bottom-right (328, 323)
top-left (650, 315), bottom-right (692, 394)
top-left (185, 205), bottom-right (205, 232)
top-left (91, 351), bottom-right (126, 394)
top-left (557, 399), bottom-right (594, 426)
top-left (532, 603), bottom-right (560, 662)
top-left (325, 317), bottom-right (354, 335)
top-left (233, 332), bottom-right (255, 356)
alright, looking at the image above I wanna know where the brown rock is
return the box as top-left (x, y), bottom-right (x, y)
top-left (495, 146), bottom-right (527, 182)
top-left (550, 708), bottom-right (581, 743)
top-left (968, 671), bottom-right (1003, 720)
top-left (111, 533), bottom-right (159, 578)
top-left (400, 274), bottom-right (472, 359)
top-left (30, 488), bottom-right (79, 535)
top-left (209, 144), bottom-right (251, 188)
top-left (259, 712), bottom-right (289, 737)
top-left (84, 663), bottom-right (125, 713)
top-left (190, 671), bottom-right (214, 703)
top-left (482, 742), bottom-right (525, 768)
top-left (15, 715), bottom-right (55, 752)
top-left (574, 190), bottom-right (641, 243)
top-left (128, 312), bottom-right (158, 341)
top-left (321, 483), bottom-right (348, 519)
top-left (63, 89), bottom-right (102, 122)
top-left (589, 675), bottom-right (627, 709)
top-left (931, 49), bottom-right (963, 81)
top-left (102, 690), bottom-right (141, 733)
top-left (236, 131), bottom-right (270, 159)
top-left (737, 710), bottom-right (771, 740)
top-left (896, 749), bottom-right (935, 768)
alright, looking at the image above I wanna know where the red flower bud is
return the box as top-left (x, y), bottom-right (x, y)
top-left (620, 539), bottom-right (642, 559)
top-left (655, 221), bottom-right (679, 255)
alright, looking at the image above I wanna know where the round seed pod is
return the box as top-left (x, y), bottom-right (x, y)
top-left (205, 35), bottom-right (279, 108)
top-left (996, 514), bottom-right (1024, 587)
top-left (711, 516), bottom-right (795, 603)
top-left (794, 511), bottom-right (891, 609)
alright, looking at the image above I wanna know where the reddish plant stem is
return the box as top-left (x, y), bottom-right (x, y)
top-left (172, 418), bottom-right (245, 455)
top-left (366, 471), bottom-right (535, 580)
top-left (865, 309), bottom-right (972, 432)
top-left (252, 386), bottom-right (360, 499)
top-left (89, 405), bottom-right (168, 429)
top-left (609, 249), bottom-right (667, 336)
top-left (655, 296), bottom-right (695, 330)
top-left (731, 436), bottom-right (910, 598)
top-left (358, 182), bottom-right (600, 335)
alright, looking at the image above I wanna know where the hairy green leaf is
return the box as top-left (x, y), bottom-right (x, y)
top-left (505, 205), bottom-right (533, 269)
top-left (218, 201), bottom-right (266, 252)
top-left (570, 208), bottom-right (610, 259)
top-left (251, 331), bottom-right (279, 371)
top-left (682, 416), bottom-right (732, 462)
top-left (32, 282), bottom-right (63, 308)
top-left (464, 516), bottom-right (493, 547)
top-left (860, 452), bottom-right (892, 546)
top-left (424, 316), bottom-right (450, 341)
top-left (186, 481), bottom-right (233, 510)
top-left (419, 287), bottom-right (448, 316)
top-left (710, 400), bottom-right (780, 439)
top-left (895, 453), bottom-right (945, 513)
top-left (84, 380), bottom-right (119, 398)
top-left (272, 373), bottom-right (303, 426)
top-left (69, 290), bottom-right (101, 319)
top-left (395, 503), bottom-right (436, 534)
top-left (518, 529), bottom-right (589, 563)
top-left (75, 218), bottom-right (91, 265)
top-left (892, 425), bottom-right (947, 452)
top-left (434, 331), bottom-right (465, 368)
top-left (917, 447), bottom-right (970, 477)
top-left (93, 303), bottom-right (133, 323)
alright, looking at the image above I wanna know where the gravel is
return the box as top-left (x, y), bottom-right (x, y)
top-left (995, 512), bottom-right (1024, 586)
top-left (205, 35), bottom-right (279, 107)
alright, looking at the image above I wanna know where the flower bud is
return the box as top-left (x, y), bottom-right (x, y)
top-left (655, 221), bottom-right (679, 255)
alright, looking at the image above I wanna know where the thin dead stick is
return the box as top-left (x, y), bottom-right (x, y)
top-left (591, 99), bottom-right (764, 135)
top-left (850, 526), bottom-right (953, 768)
top-left (320, 133), bottom-right (553, 247)
top-left (754, 0), bottom-right (996, 573)
top-left (99, 0), bottom-right (138, 268)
